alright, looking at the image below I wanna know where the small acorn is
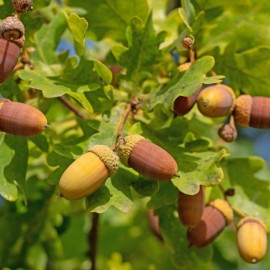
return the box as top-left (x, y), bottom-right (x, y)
top-left (178, 185), bottom-right (205, 228)
top-left (237, 216), bottom-right (267, 264)
top-left (218, 115), bottom-right (238, 143)
top-left (118, 135), bottom-right (178, 181)
top-left (187, 199), bottom-right (233, 248)
top-left (0, 99), bottom-right (48, 136)
top-left (59, 145), bottom-right (119, 200)
top-left (0, 16), bottom-right (25, 83)
top-left (12, 0), bottom-right (33, 13)
top-left (173, 87), bottom-right (202, 116)
top-left (234, 95), bottom-right (270, 129)
top-left (196, 84), bottom-right (236, 118)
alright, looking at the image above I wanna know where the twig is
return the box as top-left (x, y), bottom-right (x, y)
top-left (111, 99), bottom-right (139, 151)
top-left (58, 96), bottom-right (88, 119)
top-left (88, 213), bottom-right (100, 270)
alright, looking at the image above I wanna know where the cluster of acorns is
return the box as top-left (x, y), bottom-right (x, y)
top-left (0, 0), bottom-right (48, 137)
top-left (147, 189), bottom-right (268, 264)
top-left (59, 135), bottom-right (178, 199)
top-left (173, 84), bottom-right (270, 142)
top-left (177, 187), bottom-right (267, 264)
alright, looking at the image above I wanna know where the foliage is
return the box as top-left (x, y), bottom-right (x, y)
top-left (1, 0), bottom-right (270, 269)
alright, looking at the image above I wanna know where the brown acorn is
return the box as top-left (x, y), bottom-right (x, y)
top-left (118, 135), bottom-right (178, 181)
top-left (234, 95), bottom-right (270, 128)
top-left (0, 16), bottom-right (25, 83)
top-left (218, 115), bottom-right (238, 143)
top-left (12, 0), bottom-right (33, 13)
top-left (173, 87), bottom-right (202, 116)
top-left (178, 185), bottom-right (205, 228)
top-left (196, 84), bottom-right (236, 118)
top-left (187, 199), bottom-right (233, 248)
top-left (59, 145), bottom-right (119, 200)
top-left (237, 216), bottom-right (267, 264)
top-left (0, 99), bottom-right (48, 136)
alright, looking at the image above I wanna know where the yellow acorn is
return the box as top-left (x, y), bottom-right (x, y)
top-left (187, 199), bottom-right (233, 247)
top-left (196, 84), bottom-right (236, 118)
top-left (237, 216), bottom-right (267, 264)
top-left (118, 135), bottom-right (178, 181)
top-left (59, 145), bottom-right (119, 200)
top-left (178, 185), bottom-right (205, 228)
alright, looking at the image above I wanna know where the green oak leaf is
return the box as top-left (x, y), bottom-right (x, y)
top-left (66, 13), bottom-right (88, 57)
top-left (234, 46), bottom-right (270, 96)
top-left (178, 0), bottom-right (196, 33)
top-left (119, 13), bottom-right (163, 82)
top-left (172, 148), bottom-right (227, 195)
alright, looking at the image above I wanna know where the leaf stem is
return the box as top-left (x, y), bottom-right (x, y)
top-left (88, 212), bottom-right (100, 270)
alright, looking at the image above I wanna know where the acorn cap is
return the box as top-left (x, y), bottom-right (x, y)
top-left (234, 95), bottom-right (252, 127)
top-left (118, 135), bottom-right (146, 167)
top-left (237, 216), bottom-right (267, 231)
top-left (89, 145), bottom-right (119, 176)
top-left (0, 16), bottom-right (25, 47)
top-left (209, 199), bottom-right (233, 224)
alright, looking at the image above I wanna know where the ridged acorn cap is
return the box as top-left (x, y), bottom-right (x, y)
top-left (89, 145), bottom-right (119, 175)
top-left (0, 16), bottom-right (25, 47)
top-left (209, 199), bottom-right (233, 224)
top-left (237, 216), bottom-right (267, 231)
top-left (118, 135), bottom-right (146, 166)
top-left (234, 95), bottom-right (252, 127)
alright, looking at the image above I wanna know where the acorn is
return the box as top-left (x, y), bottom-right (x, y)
top-left (118, 135), bottom-right (178, 181)
top-left (237, 216), bottom-right (267, 263)
top-left (234, 95), bottom-right (270, 128)
top-left (173, 87), bottom-right (202, 116)
top-left (196, 84), bottom-right (236, 118)
top-left (0, 16), bottom-right (25, 83)
top-left (187, 199), bottom-right (233, 248)
top-left (12, 0), bottom-right (33, 13)
top-left (218, 115), bottom-right (238, 143)
top-left (0, 99), bottom-right (48, 136)
top-left (178, 185), bottom-right (205, 228)
top-left (59, 145), bottom-right (119, 200)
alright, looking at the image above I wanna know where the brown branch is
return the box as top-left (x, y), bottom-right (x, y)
top-left (58, 96), bottom-right (89, 119)
top-left (88, 212), bottom-right (100, 270)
